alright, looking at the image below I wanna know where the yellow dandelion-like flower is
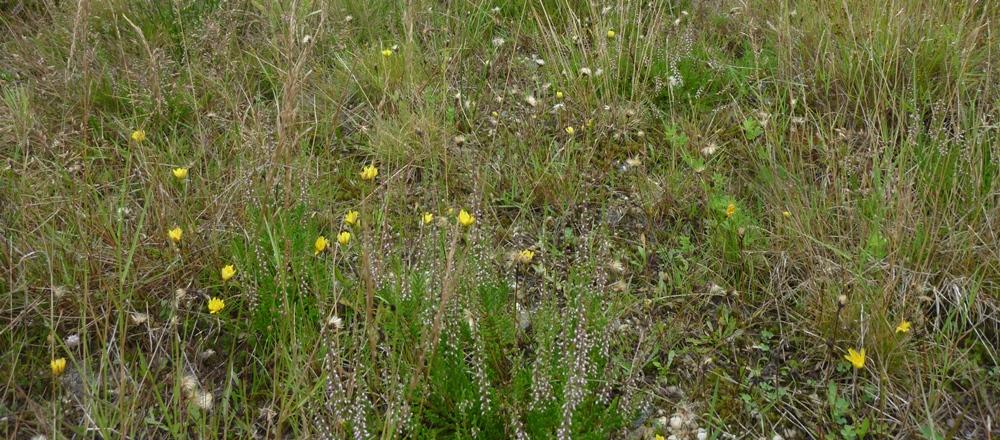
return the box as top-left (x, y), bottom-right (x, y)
top-left (422, 212), bottom-right (434, 225)
top-left (725, 202), bottom-right (737, 218)
top-left (655, 435), bottom-right (665, 440)
top-left (782, 210), bottom-right (792, 218)
top-left (458, 209), bottom-right (475, 227)
top-left (172, 167), bottom-right (188, 180)
top-left (515, 249), bottom-right (535, 265)
top-left (556, 91), bottom-right (564, 99)
top-left (131, 129), bottom-right (146, 142)
top-left (381, 49), bottom-right (393, 57)
top-left (220, 265), bottom-right (236, 282)
top-left (360, 165), bottom-right (378, 181)
top-left (337, 231), bottom-right (351, 246)
top-left (895, 320), bottom-right (911, 334)
top-left (50, 357), bottom-right (67, 376)
top-left (607, 29), bottom-right (616, 38)
top-left (565, 126), bottom-right (575, 135)
top-left (344, 210), bottom-right (359, 226)
top-left (207, 297), bottom-right (225, 314)
top-left (168, 227), bottom-right (183, 243)
top-left (314, 235), bottom-right (330, 255)
top-left (844, 348), bottom-right (866, 369)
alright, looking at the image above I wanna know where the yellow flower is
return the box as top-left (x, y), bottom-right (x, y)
top-left (844, 348), bottom-right (866, 369)
top-left (337, 231), bottom-right (351, 246)
top-left (207, 297), bottom-right (225, 314)
top-left (655, 435), bottom-right (665, 440)
top-left (895, 320), bottom-right (911, 334)
top-left (168, 227), bottom-right (183, 243)
top-left (360, 165), bottom-right (378, 181)
top-left (556, 91), bottom-right (564, 99)
top-left (131, 129), bottom-right (146, 142)
top-left (458, 209), bottom-right (475, 227)
top-left (782, 210), bottom-right (792, 218)
top-left (515, 249), bottom-right (535, 264)
top-left (50, 357), bottom-right (67, 376)
top-left (565, 126), bottom-right (575, 135)
top-left (344, 210), bottom-right (359, 226)
top-left (725, 202), bottom-right (737, 218)
top-left (172, 167), bottom-right (188, 180)
top-left (314, 235), bottom-right (330, 255)
top-left (381, 49), bottom-right (393, 57)
top-left (422, 212), bottom-right (434, 225)
top-left (607, 29), bottom-right (616, 38)
top-left (221, 265), bottom-right (236, 282)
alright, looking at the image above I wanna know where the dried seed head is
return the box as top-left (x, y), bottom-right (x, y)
top-left (327, 315), bottom-right (343, 330)
top-left (181, 375), bottom-right (199, 397)
top-left (194, 390), bottom-right (214, 411)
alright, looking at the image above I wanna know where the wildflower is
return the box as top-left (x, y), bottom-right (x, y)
top-left (50, 357), bottom-right (67, 376)
top-left (314, 235), bottom-right (330, 255)
top-left (344, 210), bottom-right (359, 226)
top-left (458, 209), bottom-right (475, 227)
top-left (220, 265), bottom-right (236, 282)
top-left (422, 212), bottom-right (434, 225)
top-left (168, 227), bottom-right (183, 243)
top-left (655, 435), bottom-right (665, 440)
top-left (207, 297), bottom-right (225, 314)
top-left (515, 249), bottom-right (535, 264)
top-left (359, 165), bottom-right (378, 181)
top-left (172, 167), bottom-right (188, 180)
top-left (844, 348), bottom-right (866, 369)
top-left (131, 129), bottom-right (146, 142)
top-left (607, 29), bottom-right (616, 38)
top-left (565, 126), bottom-right (575, 135)
top-left (337, 231), bottom-right (351, 246)
top-left (381, 49), bottom-right (392, 57)
top-left (782, 210), bottom-right (792, 218)
top-left (895, 320), bottom-right (911, 334)
top-left (556, 91), bottom-right (564, 99)
top-left (725, 202), bottom-right (736, 218)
